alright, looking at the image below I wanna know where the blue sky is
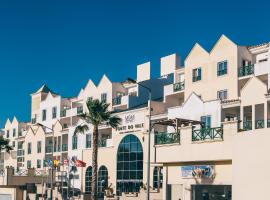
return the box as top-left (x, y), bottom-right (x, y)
top-left (0, 0), bottom-right (269, 127)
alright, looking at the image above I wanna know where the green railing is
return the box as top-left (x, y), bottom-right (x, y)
top-left (255, 120), bottom-right (264, 129)
top-left (192, 127), bottom-right (223, 142)
top-left (192, 76), bottom-right (201, 82)
top-left (238, 65), bottom-right (254, 77)
top-left (45, 146), bottom-right (53, 153)
top-left (173, 82), bottom-right (185, 92)
top-left (62, 144), bottom-right (68, 151)
top-left (243, 120), bottom-right (252, 131)
top-left (112, 96), bottom-right (122, 106)
top-left (98, 138), bottom-right (107, 147)
top-left (217, 69), bottom-right (227, 76)
top-left (155, 132), bottom-right (180, 145)
top-left (267, 119), bottom-right (270, 128)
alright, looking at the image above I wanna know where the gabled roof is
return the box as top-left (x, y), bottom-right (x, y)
top-left (32, 84), bottom-right (55, 95)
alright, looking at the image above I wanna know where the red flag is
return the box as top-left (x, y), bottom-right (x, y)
top-left (76, 159), bottom-right (86, 167)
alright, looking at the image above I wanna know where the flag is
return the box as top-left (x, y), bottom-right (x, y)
top-left (54, 159), bottom-right (60, 167)
top-left (75, 159), bottom-right (86, 167)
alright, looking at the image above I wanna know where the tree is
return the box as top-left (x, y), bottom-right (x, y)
top-left (74, 99), bottom-right (121, 200)
top-left (0, 135), bottom-right (13, 153)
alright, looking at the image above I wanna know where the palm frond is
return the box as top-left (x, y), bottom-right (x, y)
top-left (74, 124), bottom-right (89, 135)
top-left (107, 115), bottom-right (121, 128)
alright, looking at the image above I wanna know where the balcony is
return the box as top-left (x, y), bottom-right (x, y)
top-left (62, 144), bottom-right (68, 151)
top-left (192, 127), bottom-right (223, 142)
top-left (154, 132), bottom-right (180, 145)
top-left (192, 76), bottom-right (201, 82)
top-left (98, 138), bottom-right (113, 148)
top-left (173, 82), bottom-right (185, 92)
top-left (238, 65), bottom-right (254, 77)
top-left (112, 96), bottom-right (122, 106)
top-left (45, 146), bottom-right (53, 153)
top-left (255, 120), bottom-right (264, 129)
top-left (243, 120), bottom-right (252, 131)
top-left (217, 69), bottom-right (227, 76)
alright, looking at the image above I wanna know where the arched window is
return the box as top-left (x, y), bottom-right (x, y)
top-left (153, 166), bottom-right (163, 189)
top-left (85, 166), bottom-right (92, 194)
top-left (116, 134), bottom-right (143, 196)
top-left (97, 166), bottom-right (108, 198)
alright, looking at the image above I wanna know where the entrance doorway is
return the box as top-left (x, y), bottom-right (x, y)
top-left (191, 185), bottom-right (231, 200)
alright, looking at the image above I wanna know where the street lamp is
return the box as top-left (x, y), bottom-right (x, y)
top-left (37, 123), bottom-right (54, 200)
top-left (127, 78), bottom-right (152, 200)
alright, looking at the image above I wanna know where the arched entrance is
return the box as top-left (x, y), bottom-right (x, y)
top-left (116, 134), bottom-right (143, 195)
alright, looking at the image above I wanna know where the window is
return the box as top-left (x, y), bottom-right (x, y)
top-left (37, 159), bottom-right (41, 168)
top-left (72, 135), bottom-right (78, 150)
top-left (86, 134), bottom-right (91, 148)
top-left (153, 167), bottom-right (163, 189)
top-left (42, 109), bottom-right (47, 121)
top-left (37, 141), bottom-right (42, 153)
top-left (12, 141), bottom-right (15, 148)
top-left (192, 68), bottom-right (202, 82)
top-left (6, 130), bottom-right (9, 138)
top-left (101, 93), bottom-right (107, 102)
top-left (217, 61), bottom-right (228, 76)
top-left (201, 116), bottom-right (212, 128)
top-left (116, 134), bottom-right (143, 196)
top-left (85, 166), bottom-right (92, 194)
top-left (217, 90), bottom-right (228, 100)
top-left (87, 97), bottom-right (93, 102)
top-left (98, 166), bottom-right (108, 198)
top-left (13, 128), bottom-right (16, 137)
top-left (27, 142), bottom-right (32, 154)
top-left (27, 160), bottom-right (31, 169)
top-left (52, 107), bottom-right (57, 119)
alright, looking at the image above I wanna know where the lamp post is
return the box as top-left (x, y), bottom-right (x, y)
top-left (37, 123), bottom-right (54, 200)
top-left (127, 78), bottom-right (152, 200)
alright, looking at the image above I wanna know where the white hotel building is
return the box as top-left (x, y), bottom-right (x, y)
top-left (1, 35), bottom-right (270, 200)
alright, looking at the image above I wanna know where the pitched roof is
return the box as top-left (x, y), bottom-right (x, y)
top-left (32, 84), bottom-right (55, 95)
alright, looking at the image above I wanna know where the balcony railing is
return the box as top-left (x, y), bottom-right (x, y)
top-left (112, 96), bottom-right (122, 106)
top-left (192, 76), bottom-right (201, 82)
top-left (62, 144), bottom-right (68, 151)
top-left (217, 69), bottom-right (227, 76)
top-left (255, 119), bottom-right (264, 129)
top-left (98, 138), bottom-right (107, 147)
top-left (155, 132), bottom-right (180, 145)
top-left (267, 119), bottom-right (270, 128)
top-left (173, 82), bottom-right (185, 92)
top-left (243, 120), bottom-right (252, 131)
top-left (192, 127), bottom-right (223, 142)
top-left (238, 65), bottom-right (254, 77)
top-left (45, 146), bottom-right (53, 153)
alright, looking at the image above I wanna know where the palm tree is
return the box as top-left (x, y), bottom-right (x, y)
top-left (0, 135), bottom-right (13, 152)
top-left (74, 99), bottom-right (121, 200)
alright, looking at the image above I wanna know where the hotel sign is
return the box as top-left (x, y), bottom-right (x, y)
top-left (116, 113), bottom-right (144, 134)
top-left (181, 165), bottom-right (214, 179)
